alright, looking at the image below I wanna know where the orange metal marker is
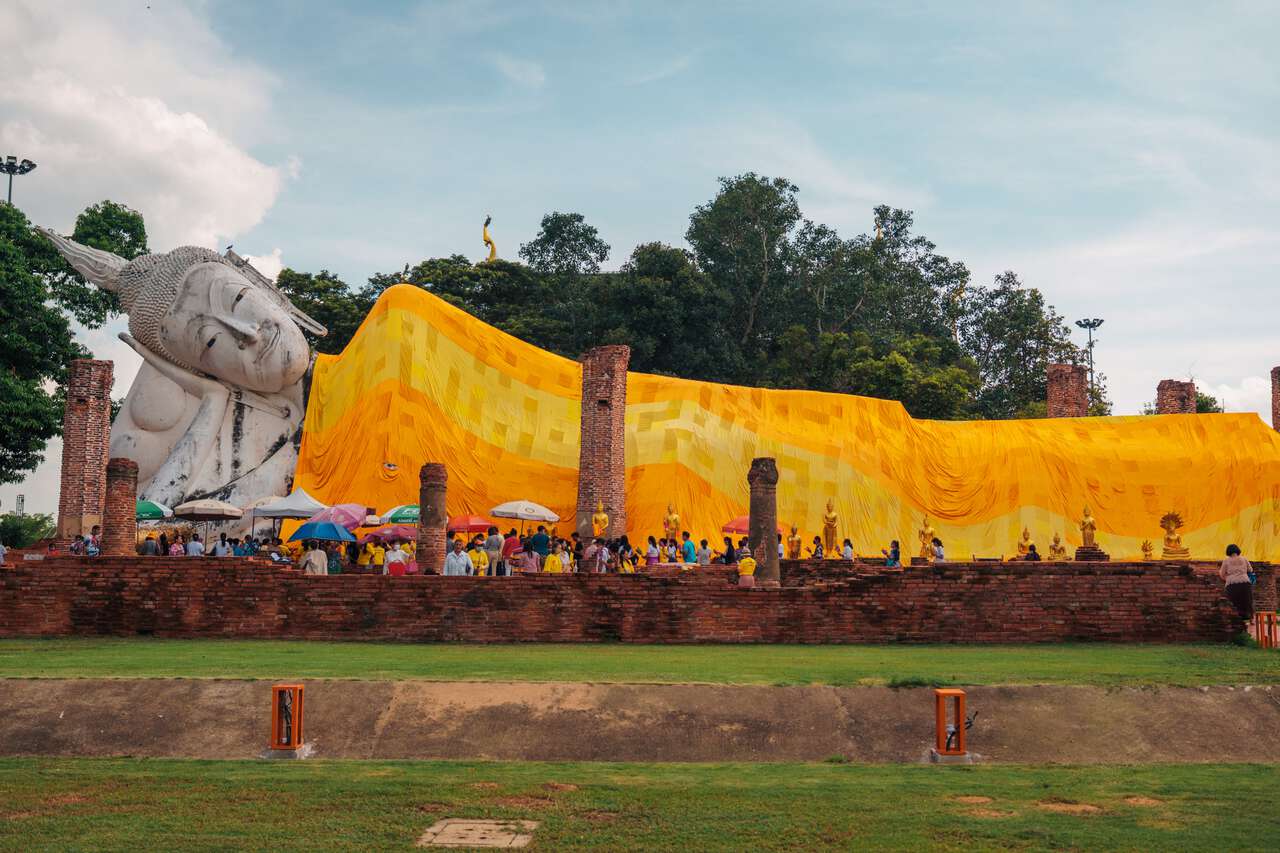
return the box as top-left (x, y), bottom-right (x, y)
top-left (1255, 612), bottom-right (1278, 650)
top-left (270, 684), bottom-right (305, 750)
top-left (934, 688), bottom-right (966, 755)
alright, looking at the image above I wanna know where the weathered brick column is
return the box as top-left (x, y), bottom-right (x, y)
top-left (102, 458), bottom-right (138, 556)
top-left (1046, 363), bottom-right (1087, 417)
top-left (575, 345), bottom-right (630, 541)
top-left (1271, 366), bottom-right (1280, 431)
top-left (747, 457), bottom-right (780, 588)
top-left (1254, 563), bottom-right (1277, 613)
top-left (416, 463), bottom-right (448, 574)
top-left (1156, 379), bottom-right (1196, 414)
top-left (56, 359), bottom-right (114, 545)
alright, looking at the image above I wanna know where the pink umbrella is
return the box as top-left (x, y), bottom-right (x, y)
top-left (307, 503), bottom-right (369, 531)
top-left (358, 524), bottom-right (419, 544)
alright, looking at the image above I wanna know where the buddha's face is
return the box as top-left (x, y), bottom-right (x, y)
top-left (159, 262), bottom-right (308, 393)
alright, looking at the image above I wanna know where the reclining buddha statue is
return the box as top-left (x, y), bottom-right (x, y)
top-left (39, 229), bottom-right (326, 509)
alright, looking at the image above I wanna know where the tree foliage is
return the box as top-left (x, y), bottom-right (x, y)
top-left (275, 269), bottom-right (373, 356)
top-left (0, 512), bottom-right (56, 548)
top-left (518, 211), bottom-right (610, 277)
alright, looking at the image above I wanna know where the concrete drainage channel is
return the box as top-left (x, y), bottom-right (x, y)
top-left (2, 679), bottom-right (1279, 764)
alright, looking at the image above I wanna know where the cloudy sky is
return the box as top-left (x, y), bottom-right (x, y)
top-left (2, 0), bottom-right (1277, 514)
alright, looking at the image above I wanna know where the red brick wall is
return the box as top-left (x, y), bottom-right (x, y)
top-left (1156, 379), bottom-right (1196, 414)
top-left (102, 458), bottom-right (138, 557)
top-left (1271, 366), bottom-right (1279, 431)
top-left (575, 345), bottom-right (629, 541)
top-left (0, 558), bottom-right (1252, 643)
top-left (1046, 363), bottom-right (1087, 418)
top-left (55, 359), bottom-right (113, 545)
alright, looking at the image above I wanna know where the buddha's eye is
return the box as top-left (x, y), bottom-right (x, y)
top-left (206, 335), bottom-right (218, 349)
top-left (232, 290), bottom-right (246, 310)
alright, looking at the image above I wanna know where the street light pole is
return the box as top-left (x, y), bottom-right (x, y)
top-left (1, 155), bottom-right (38, 205)
top-left (1074, 317), bottom-right (1104, 408)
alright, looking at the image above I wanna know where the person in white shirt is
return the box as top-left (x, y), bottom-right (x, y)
top-left (385, 540), bottom-right (408, 569)
top-left (0, 540), bottom-right (7, 566)
top-left (443, 539), bottom-right (474, 576)
top-left (185, 534), bottom-right (206, 557)
top-left (211, 534), bottom-right (232, 557)
top-left (302, 541), bottom-right (328, 576)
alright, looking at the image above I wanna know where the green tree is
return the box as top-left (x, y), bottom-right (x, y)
top-left (518, 212), bottom-right (611, 276)
top-left (0, 512), bottom-right (56, 548)
top-left (0, 205), bottom-right (87, 483)
top-left (1196, 391), bottom-right (1223, 413)
top-left (686, 174), bottom-right (801, 367)
top-left (275, 269), bottom-right (373, 355)
top-left (959, 272), bottom-right (1083, 419)
top-left (32, 200), bottom-right (148, 327)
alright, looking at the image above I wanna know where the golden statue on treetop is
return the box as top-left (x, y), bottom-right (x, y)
top-left (482, 214), bottom-right (497, 262)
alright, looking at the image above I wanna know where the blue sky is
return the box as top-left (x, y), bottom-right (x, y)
top-left (2, 0), bottom-right (1277, 513)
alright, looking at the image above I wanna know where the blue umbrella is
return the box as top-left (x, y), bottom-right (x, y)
top-left (288, 520), bottom-right (356, 542)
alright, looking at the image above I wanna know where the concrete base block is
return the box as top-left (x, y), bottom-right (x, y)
top-left (929, 749), bottom-right (977, 765)
top-left (261, 743), bottom-right (314, 760)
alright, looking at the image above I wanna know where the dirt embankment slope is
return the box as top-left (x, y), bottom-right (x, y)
top-left (1, 679), bottom-right (1276, 764)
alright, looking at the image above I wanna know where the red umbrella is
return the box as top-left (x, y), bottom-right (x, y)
top-left (721, 515), bottom-right (785, 535)
top-left (448, 514), bottom-right (493, 534)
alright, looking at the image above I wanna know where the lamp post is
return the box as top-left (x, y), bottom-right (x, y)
top-left (1075, 317), bottom-right (1104, 407)
top-left (1, 155), bottom-right (37, 205)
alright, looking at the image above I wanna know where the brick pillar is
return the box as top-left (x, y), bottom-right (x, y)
top-left (1046, 363), bottom-right (1088, 418)
top-left (56, 359), bottom-right (114, 545)
top-left (1156, 379), bottom-right (1196, 414)
top-left (747, 457), bottom-right (780, 588)
top-left (1271, 367), bottom-right (1280, 431)
top-left (575, 345), bottom-right (630, 541)
top-left (416, 463), bottom-right (448, 574)
top-left (1254, 563), bottom-right (1277, 613)
top-left (102, 458), bottom-right (138, 556)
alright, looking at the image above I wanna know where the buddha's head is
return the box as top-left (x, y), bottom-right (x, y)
top-left (39, 230), bottom-right (325, 394)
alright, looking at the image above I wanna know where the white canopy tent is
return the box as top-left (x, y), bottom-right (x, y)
top-left (249, 488), bottom-right (329, 520)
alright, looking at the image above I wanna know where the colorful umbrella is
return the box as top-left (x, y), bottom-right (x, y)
top-left (357, 524), bottom-right (419, 545)
top-left (382, 504), bottom-right (419, 524)
top-left (447, 514), bottom-right (492, 533)
top-left (135, 500), bottom-right (173, 521)
top-left (306, 503), bottom-right (369, 530)
top-left (721, 515), bottom-right (785, 535)
top-left (288, 520), bottom-right (357, 543)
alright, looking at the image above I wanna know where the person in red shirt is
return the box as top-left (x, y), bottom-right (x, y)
top-left (501, 528), bottom-right (521, 576)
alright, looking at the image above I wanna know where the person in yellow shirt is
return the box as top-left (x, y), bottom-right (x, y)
top-left (357, 542), bottom-right (373, 571)
top-left (469, 544), bottom-right (490, 576)
top-left (371, 542), bottom-right (386, 574)
top-left (543, 542), bottom-right (565, 574)
top-left (738, 554), bottom-right (758, 588)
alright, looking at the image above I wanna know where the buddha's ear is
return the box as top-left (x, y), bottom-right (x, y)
top-left (36, 227), bottom-right (126, 292)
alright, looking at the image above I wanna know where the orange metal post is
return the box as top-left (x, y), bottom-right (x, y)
top-left (269, 684), bottom-right (305, 750)
top-left (934, 688), bottom-right (966, 755)
top-left (1256, 612), bottom-right (1278, 650)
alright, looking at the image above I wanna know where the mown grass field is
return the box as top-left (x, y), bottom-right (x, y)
top-left (1, 758), bottom-right (1275, 851)
top-left (1, 638), bottom-right (1277, 686)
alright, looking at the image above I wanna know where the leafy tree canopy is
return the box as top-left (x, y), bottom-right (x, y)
top-left (0, 511), bottom-right (56, 548)
top-left (519, 211), bottom-right (610, 277)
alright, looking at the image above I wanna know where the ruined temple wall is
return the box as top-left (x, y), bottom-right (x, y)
top-left (0, 558), bottom-right (1243, 644)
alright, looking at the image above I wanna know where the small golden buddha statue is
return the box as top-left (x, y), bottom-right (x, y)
top-left (1159, 511), bottom-right (1191, 559)
top-left (918, 515), bottom-right (936, 561)
top-left (822, 499), bottom-right (838, 555)
top-left (1141, 539), bottom-right (1154, 561)
top-left (1015, 527), bottom-right (1033, 559)
top-left (1079, 507), bottom-right (1097, 549)
top-left (663, 503), bottom-right (680, 542)
top-left (786, 524), bottom-right (803, 560)
top-left (1047, 532), bottom-right (1067, 561)
top-left (591, 501), bottom-right (609, 538)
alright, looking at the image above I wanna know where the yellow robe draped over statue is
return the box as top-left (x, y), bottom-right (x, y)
top-left (294, 285), bottom-right (1280, 559)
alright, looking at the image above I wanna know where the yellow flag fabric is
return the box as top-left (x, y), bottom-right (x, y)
top-left (295, 284), bottom-right (1280, 560)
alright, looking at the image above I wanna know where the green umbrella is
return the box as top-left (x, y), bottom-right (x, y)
top-left (136, 500), bottom-right (173, 520)
top-left (381, 504), bottom-right (419, 524)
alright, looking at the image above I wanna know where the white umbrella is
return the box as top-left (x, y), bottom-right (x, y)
top-left (173, 499), bottom-right (244, 521)
top-left (490, 500), bottom-right (560, 523)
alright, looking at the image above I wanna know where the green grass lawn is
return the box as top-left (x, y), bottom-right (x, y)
top-left (0, 638), bottom-right (1277, 686)
top-left (0, 758), bottom-right (1275, 851)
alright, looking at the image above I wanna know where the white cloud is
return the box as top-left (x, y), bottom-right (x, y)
top-left (244, 248), bottom-right (286, 282)
top-left (490, 53), bottom-right (547, 87)
top-left (1205, 375), bottom-right (1273, 424)
top-left (0, 1), bottom-right (284, 249)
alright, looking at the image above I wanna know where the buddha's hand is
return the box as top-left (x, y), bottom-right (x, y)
top-left (119, 332), bottom-right (227, 400)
